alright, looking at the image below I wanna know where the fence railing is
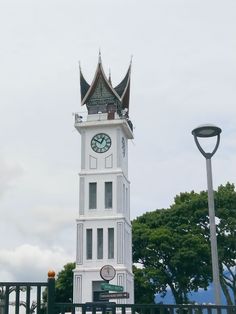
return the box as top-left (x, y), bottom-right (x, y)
top-left (1, 273), bottom-right (236, 314)
top-left (0, 281), bottom-right (48, 314)
top-left (54, 302), bottom-right (236, 314)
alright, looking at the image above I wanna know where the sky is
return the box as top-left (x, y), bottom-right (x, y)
top-left (0, 0), bottom-right (235, 291)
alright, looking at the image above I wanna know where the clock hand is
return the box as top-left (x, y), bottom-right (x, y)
top-left (100, 136), bottom-right (105, 144)
top-left (94, 139), bottom-right (101, 144)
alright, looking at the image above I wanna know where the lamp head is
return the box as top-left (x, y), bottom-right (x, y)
top-left (191, 124), bottom-right (222, 159)
top-left (192, 124), bottom-right (222, 138)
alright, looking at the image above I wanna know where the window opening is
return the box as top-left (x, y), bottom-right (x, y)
top-left (108, 228), bottom-right (114, 259)
top-left (86, 229), bottom-right (92, 259)
top-left (89, 182), bottom-right (97, 209)
top-left (105, 182), bottom-right (112, 208)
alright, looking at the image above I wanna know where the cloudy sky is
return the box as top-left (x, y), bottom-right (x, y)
top-left (0, 0), bottom-right (235, 282)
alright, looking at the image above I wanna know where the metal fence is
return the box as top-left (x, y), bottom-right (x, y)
top-left (0, 280), bottom-right (51, 314)
top-left (1, 276), bottom-right (236, 314)
top-left (54, 302), bottom-right (236, 314)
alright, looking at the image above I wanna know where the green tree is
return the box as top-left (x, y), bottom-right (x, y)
top-left (216, 183), bottom-right (236, 305)
top-left (42, 262), bottom-right (75, 312)
top-left (132, 183), bottom-right (236, 304)
top-left (55, 262), bottom-right (75, 303)
top-left (174, 183), bottom-right (236, 305)
top-left (133, 265), bottom-right (156, 304)
top-left (132, 207), bottom-right (211, 304)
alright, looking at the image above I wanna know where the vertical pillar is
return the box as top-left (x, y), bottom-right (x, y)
top-left (206, 158), bottom-right (221, 305)
top-left (47, 271), bottom-right (56, 314)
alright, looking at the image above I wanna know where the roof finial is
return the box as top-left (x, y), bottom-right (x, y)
top-left (78, 60), bottom-right (82, 71)
top-left (130, 54), bottom-right (133, 65)
top-left (98, 49), bottom-right (102, 64)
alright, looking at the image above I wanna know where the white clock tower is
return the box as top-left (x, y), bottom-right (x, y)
top-left (73, 55), bottom-right (134, 303)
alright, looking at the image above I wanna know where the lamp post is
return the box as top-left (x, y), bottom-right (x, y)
top-left (192, 124), bottom-right (222, 306)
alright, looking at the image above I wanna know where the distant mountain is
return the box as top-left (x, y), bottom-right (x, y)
top-left (155, 284), bottom-right (227, 305)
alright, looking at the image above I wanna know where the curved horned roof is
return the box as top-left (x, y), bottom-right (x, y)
top-left (79, 55), bottom-right (131, 114)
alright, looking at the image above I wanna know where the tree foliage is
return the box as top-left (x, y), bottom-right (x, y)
top-left (133, 265), bottom-right (156, 304)
top-left (132, 183), bottom-right (236, 305)
top-left (216, 184), bottom-right (236, 305)
top-left (42, 262), bottom-right (75, 312)
top-left (55, 262), bottom-right (75, 303)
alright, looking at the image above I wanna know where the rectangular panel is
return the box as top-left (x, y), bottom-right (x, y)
top-left (123, 184), bottom-right (125, 213)
top-left (81, 132), bottom-right (86, 169)
top-left (117, 222), bottom-right (124, 264)
top-left (117, 129), bottom-right (121, 167)
top-left (117, 176), bottom-right (122, 213)
top-left (117, 273), bottom-right (124, 287)
top-left (89, 155), bottom-right (97, 169)
top-left (76, 223), bottom-right (83, 264)
top-left (124, 225), bottom-right (132, 267)
top-left (73, 274), bottom-right (82, 303)
top-left (126, 187), bottom-right (129, 214)
top-left (105, 154), bottom-right (113, 168)
top-left (117, 273), bottom-right (125, 304)
top-left (79, 177), bottom-right (85, 215)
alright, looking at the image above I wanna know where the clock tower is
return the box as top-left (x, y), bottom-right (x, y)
top-left (73, 55), bottom-right (134, 303)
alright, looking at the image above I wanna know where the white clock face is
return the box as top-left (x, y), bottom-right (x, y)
top-left (100, 265), bottom-right (116, 281)
top-left (91, 133), bottom-right (112, 153)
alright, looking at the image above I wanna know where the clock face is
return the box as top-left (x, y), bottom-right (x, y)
top-left (91, 133), bottom-right (111, 153)
top-left (100, 265), bottom-right (116, 281)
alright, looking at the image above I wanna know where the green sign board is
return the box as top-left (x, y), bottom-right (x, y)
top-left (100, 292), bottom-right (129, 300)
top-left (101, 282), bottom-right (124, 292)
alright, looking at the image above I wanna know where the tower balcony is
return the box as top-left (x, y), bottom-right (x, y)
top-left (74, 105), bottom-right (133, 138)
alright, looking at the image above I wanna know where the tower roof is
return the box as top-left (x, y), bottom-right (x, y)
top-left (79, 56), bottom-right (131, 114)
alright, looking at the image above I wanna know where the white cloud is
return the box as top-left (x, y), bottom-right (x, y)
top-left (0, 244), bottom-right (73, 281)
top-left (0, 157), bottom-right (23, 199)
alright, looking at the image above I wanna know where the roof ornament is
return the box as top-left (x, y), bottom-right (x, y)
top-left (79, 55), bottom-right (131, 113)
top-left (130, 54), bottom-right (133, 65)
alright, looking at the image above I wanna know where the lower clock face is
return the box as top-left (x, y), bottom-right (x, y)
top-left (100, 265), bottom-right (116, 281)
top-left (91, 133), bottom-right (112, 153)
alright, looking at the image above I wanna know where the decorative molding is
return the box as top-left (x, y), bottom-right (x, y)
top-left (117, 273), bottom-right (125, 304)
top-left (76, 223), bottom-right (83, 264)
top-left (123, 183), bottom-right (125, 213)
top-left (117, 272), bottom-right (125, 287)
top-left (73, 274), bottom-right (82, 303)
top-left (89, 155), bottom-right (97, 169)
top-left (117, 176), bottom-right (123, 213)
top-left (117, 128), bottom-right (121, 167)
top-left (117, 222), bottom-right (124, 264)
top-left (79, 177), bottom-right (85, 215)
top-left (124, 224), bottom-right (132, 268)
top-left (105, 154), bottom-right (113, 168)
top-left (75, 118), bottom-right (133, 140)
top-left (79, 170), bottom-right (130, 182)
top-left (81, 131), bottom-right (86, 169)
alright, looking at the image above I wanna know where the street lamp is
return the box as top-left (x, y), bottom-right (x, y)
top-left (192, 123), bottom-right (222, 306)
